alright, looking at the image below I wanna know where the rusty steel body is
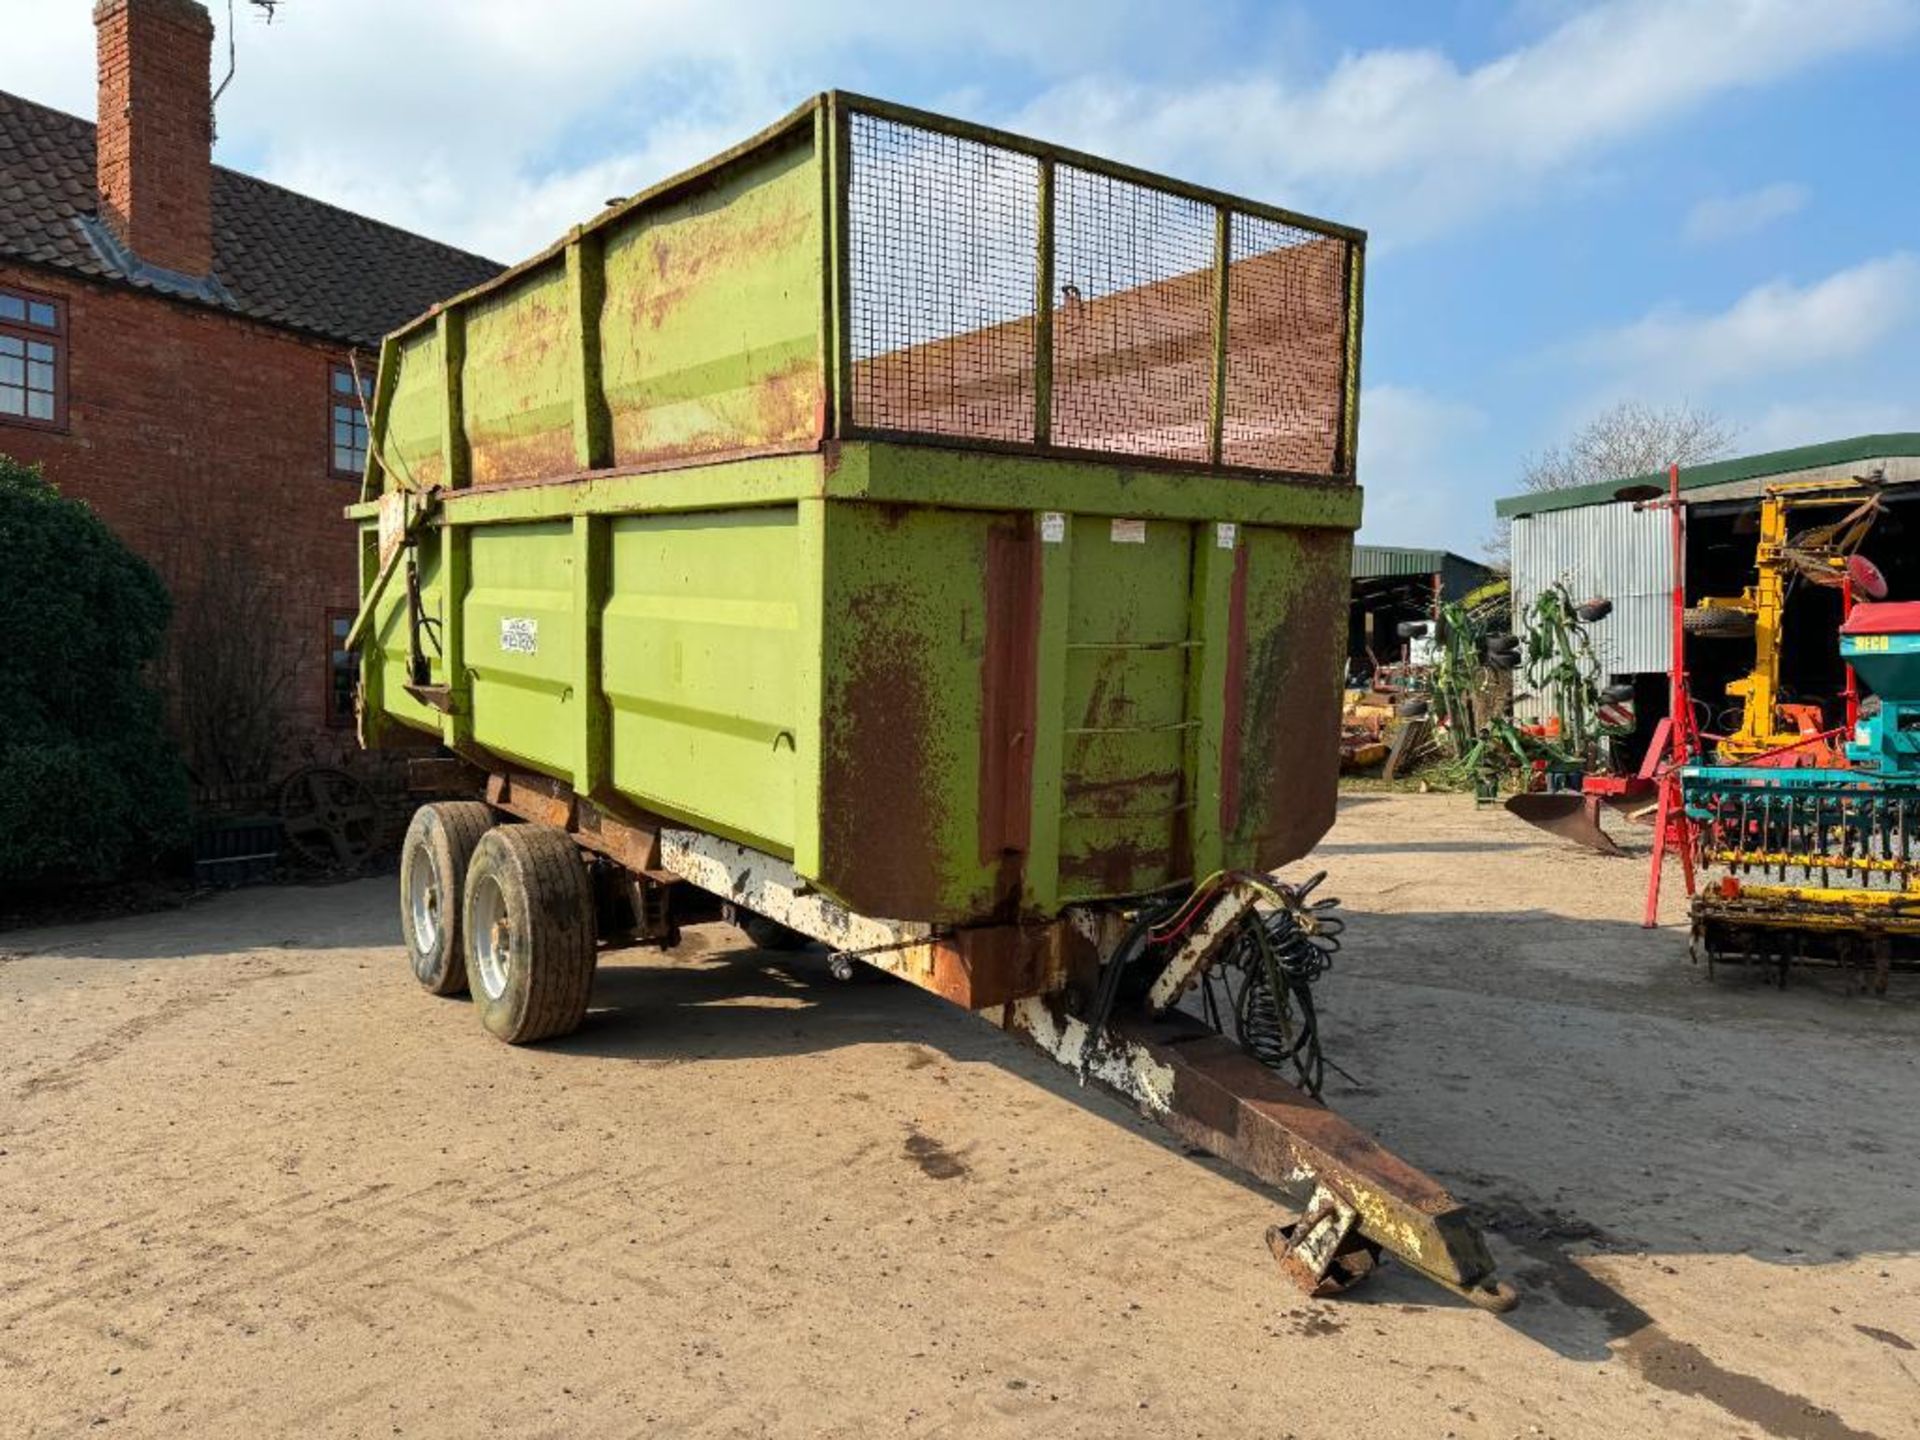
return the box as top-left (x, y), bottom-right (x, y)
top-left (348, 92), bottom-right (1366, 932)
top-left (345, 95), bottom-right (1515, 1306)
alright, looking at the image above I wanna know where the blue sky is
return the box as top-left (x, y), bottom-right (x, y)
top-left (11, 0), bottom-right (1918, 556)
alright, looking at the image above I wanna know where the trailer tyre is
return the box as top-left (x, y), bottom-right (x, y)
top-left (462, 824), bottom-right (598, 1044)
top-left (400, 801), bottom-right (495, 996)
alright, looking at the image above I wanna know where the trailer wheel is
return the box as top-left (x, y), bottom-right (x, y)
top-left (462, 824), bottom-right (598, 1044)
top-left (399, 801), bottom-right (495, 996)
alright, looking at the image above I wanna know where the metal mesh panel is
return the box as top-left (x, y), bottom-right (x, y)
top-left (1222, 212), bottom-right (1349, 474)
top-left (847, 113), bottom-right (1039, 442)
top-left (1050, 167), bottom-right (1216, 462)
top-left (841, 102), bottom-right (1356, 476)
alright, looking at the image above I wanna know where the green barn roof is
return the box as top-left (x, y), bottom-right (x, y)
top-left (1493, 433), bottom-right (1920, 520)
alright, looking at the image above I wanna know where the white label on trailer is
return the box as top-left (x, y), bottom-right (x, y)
top-left (500, 617), bottom-right (538, 655)
top-left (1040, 511), bottom-right (1067, 544)
top-left (1110, 518), bottom-right (1146, 544)
top-left (1216, 521), bottom-right (1238, 550)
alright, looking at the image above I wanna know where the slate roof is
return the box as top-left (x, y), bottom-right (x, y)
top-left (0, 88), bottom-right (501, 348)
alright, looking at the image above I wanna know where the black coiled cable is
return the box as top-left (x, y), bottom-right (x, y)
top-left (1201, 873), bottom-right (1344, 1097)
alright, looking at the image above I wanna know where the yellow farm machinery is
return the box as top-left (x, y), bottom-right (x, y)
top-left (1671, 477), bottom-right (1917, 987)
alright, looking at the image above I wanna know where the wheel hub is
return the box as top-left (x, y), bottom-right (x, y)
top-left (471, 873), bottom-right (512, 1001)
top-left (408, 855), bottom-right (441, 953)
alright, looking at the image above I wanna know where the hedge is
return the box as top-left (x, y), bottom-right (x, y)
top-left (0, 455), bottom-right (189, 883)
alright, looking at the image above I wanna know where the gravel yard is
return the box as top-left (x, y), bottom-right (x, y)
top-left (3, 792), bottom-right (1916, 1439)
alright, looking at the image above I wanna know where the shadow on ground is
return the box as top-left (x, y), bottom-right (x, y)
top-left (556, 919), bottom-right (1918, 1434)
top-left (566, 914), bottom-right (1919, 1253)
top-left (0, 877), bottom-right (399, 960)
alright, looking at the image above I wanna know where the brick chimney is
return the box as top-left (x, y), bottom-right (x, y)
top-left (94, 0), bottom-right (216, 278)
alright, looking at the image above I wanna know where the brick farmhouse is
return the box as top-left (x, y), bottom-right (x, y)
top-left (0, 0), bottom-right (500, 779)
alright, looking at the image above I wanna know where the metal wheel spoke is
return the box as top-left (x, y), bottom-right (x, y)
top-left (279, 765), bottom-right (381, 867)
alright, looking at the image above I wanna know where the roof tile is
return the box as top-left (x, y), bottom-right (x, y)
top-left (0, 88), bottom-right (501, 347)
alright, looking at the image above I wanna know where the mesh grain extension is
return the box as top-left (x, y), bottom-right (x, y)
top-left (847, 113), bottom-right (1039, 443)
top-left (1052, 168), bottom-right (1215, 462)
top-left (1224, 213), bottom-right (1349, 474)
top-left (843, 105), bottom-right (1357, 477)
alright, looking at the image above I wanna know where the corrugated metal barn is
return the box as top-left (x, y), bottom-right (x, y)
top-left (1495, 433), bottom-right (1920, 742)
top-left (1349, 544), bottom-right (1494, 680)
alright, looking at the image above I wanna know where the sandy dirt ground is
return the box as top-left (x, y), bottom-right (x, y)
top-left (2, 792), bottom-right (1917, 1439)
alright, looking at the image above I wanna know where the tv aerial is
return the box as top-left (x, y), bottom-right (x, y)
top-left (212, 1), bottom-right (288, 128)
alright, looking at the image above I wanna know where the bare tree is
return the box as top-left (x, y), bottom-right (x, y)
top-left (1484, 401), bottom-right (1737, 565)
top-left (160, 522), bottom-right (305, 789)
top-left (1521, 401), bottom-right (1735, 494)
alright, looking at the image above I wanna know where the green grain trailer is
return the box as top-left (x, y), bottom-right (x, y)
top-left (346, 94), bottom-right (1511, 1309)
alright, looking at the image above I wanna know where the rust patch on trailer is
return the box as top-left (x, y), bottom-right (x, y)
top-left (752, 355), bottom-right (828, 449)
top-left (633, 205), bottom-right (813, 332)
top-left (1117, 1017), bottom-right (1497, 1289)
top-left (967, 922), bottom-right (1078, 1005)
top-left (462, 276), bottom-right (579, 487)
top-left (609, 356), bottom-right (823, 470)
top-left (1061, 768), bottom-right (1183, 819)
top-left (1057, 839), bottom-right (1146, 897)
top-left (572, 805), bottom-right (664, 876)
top-left (486, 769), bottom-right (574, 828)
top-left (482, 765), bottom-right (662, 874)
top-left (470, 428), bottom-right (581, 489)
top-left (394, 449), bottom-right (447, 493)
top-left (1220, 543), bottom-right (1250, 839)
top-left (1246, 534), bottom-right (1344, 871)
top-left (978, 517), bottom-right (1039, 912)
top-left (880, 921), bottom-right (1084, 1010)
top-left (819, 586), bottom-right (946, 919)
top-left (407, 757), bottom-right (485, 798)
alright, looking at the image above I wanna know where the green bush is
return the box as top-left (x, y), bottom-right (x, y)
top-left (0, 455), bottom-right (189, 883)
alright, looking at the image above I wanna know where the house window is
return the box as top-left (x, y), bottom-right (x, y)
top-left (326, 608), bottom-right (358, 728)
top-left (0, 286), bottom-right (65, 430)
top-left (330, 362), bottom-right (373, 478)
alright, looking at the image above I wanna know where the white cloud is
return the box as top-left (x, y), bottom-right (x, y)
top-left (1577, 253), bottom-right (1920, 388)
top-left (1738, 399), bottom-right (1918, 451)
top-left (1682, 181), bottom-right (1810, 244)
top-left (1, 0), bottom-right (1184, 261)
top-left (1355, 386), bottom-right (1489, 548)
top-left (7, 0), bottom-right (1912, 261)
top-left (1014, 0), bottom-right (1914, 239)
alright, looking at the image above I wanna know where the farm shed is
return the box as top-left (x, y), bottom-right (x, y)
top-left (1494, 433), bottom-right (1920, 753)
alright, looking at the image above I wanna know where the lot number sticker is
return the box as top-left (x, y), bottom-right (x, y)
top-left (500, 617), bottom-right (539, 655)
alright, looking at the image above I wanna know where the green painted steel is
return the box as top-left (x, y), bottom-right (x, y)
top-left (351, 95), bottom-right (1367, 926)
top-left (599, 144), bottom-right (823, 468)
top-left (604, 508), bottom-right (805, 854)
